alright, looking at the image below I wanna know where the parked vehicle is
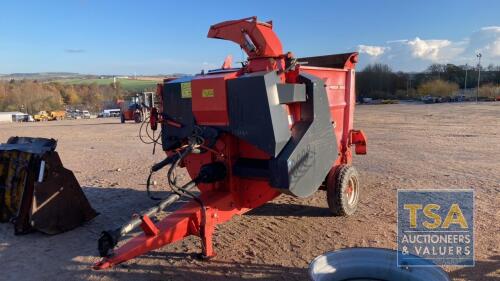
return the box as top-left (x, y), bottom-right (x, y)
top-left (102, 109), bottom-right (121, 117)
top-left (82, 110), bottom-right (91, 119)
top-left (66, 110), bottom-right (83, 119)
top-left (421, 96), bottom-right (442, 104)
top-left (33, 111), bottom-right (50, 121)
top-left (12, 113), bottom-right (34, 122)
top-left (33, 110), bottom-right (66, 121)
top-left (453, 95), bottom-right (467, 102)
top-left (50, 110), bottom-right (66, 120)
top-left (119, 92), bottom-right (155, 123)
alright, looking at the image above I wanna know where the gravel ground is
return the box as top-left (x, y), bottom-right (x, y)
top-left (0, 102), bottom-right (498, 281)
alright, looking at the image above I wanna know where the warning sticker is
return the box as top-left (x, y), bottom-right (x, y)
top-left (202, 89), bottom-right (215, 98)
top-left (181, 82), bottom-right (192, 98)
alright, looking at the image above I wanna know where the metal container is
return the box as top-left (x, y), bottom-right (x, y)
top-left (309, 248), bottom-right (450, 281)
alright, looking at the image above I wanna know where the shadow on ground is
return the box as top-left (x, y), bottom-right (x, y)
top-left (246, 202), bottom-right (331, 217)
top-left (4, 185), bottom-right (496, 281)
top-left (80, 186), bottom-right (310, 281)
top-left (449, 255), bottom-right (500, 281)
top-left (75, 252), bottom-right (306, 281)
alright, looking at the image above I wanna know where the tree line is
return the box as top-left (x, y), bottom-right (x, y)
top-left (357, 63), bottom-right (500, 100)
top-left (1, 62), bottom-right (499, 115)
top-left (0, 80), bottom-right (128, 114)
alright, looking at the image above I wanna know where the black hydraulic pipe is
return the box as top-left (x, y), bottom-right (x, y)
top-left (151, 153), bottom-right (179, 172)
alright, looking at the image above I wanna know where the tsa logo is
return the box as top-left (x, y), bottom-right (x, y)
top-left (397, 190), bottom-right (474, 266)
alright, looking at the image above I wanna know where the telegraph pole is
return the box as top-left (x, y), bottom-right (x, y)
top-left (476, 53), bottom-right (482, 103)
top-left (464, 63), bottom-right (468, 90)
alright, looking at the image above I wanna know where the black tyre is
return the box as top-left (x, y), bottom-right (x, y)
top-left (120, 114), bottom-right (125, 123)
top-left (326, 165), bottom-right (361, 216)
top-left (134, 112), bottom-right (143, 123)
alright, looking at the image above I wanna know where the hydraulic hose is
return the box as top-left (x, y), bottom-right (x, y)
top-left (146, 146), bottom-right (190, 200)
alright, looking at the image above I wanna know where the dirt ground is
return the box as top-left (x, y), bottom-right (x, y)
top-left (0, 102), bottom-right (499, 281)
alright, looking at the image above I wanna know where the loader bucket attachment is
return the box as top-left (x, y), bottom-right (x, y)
top-left (0, 137), bottom-right (97, 235)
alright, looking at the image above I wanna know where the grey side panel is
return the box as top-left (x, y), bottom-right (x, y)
top-left (161, 77), bottom-right (196, 150)
top-left (277, 84), bottom-right (306, 104)
top-left (269, 73), bottom-right (337, 197)
top-left (227, 71), bottom-right (291, 157)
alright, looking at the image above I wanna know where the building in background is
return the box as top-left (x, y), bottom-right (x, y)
top-left (0, 111), bottom-right (31, 122)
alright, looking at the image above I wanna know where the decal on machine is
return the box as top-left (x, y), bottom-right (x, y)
top-left (181, 82), bottom-right (192, 98)
top-left (202, 89), bottom-right (215, 98)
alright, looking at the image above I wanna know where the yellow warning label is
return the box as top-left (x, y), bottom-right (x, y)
top-left (202, 88), bottom-right (215, 98)
top-left (181, 82), bottom-right (192, 98)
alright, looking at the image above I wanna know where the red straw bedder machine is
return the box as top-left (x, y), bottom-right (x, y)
top-left (95, 17), bottom-right (367, 269)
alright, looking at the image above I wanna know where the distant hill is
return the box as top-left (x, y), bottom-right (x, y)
top-left (0, 72), bottom-right (94, 81)
top-left (0, 72), bottom-right (187, 82)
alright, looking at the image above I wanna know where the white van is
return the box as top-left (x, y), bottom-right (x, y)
top-left (82, 110), bottom-right (91, 119)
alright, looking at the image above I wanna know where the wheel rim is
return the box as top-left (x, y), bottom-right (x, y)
top-left (345, 177), bottom-right (358, 205)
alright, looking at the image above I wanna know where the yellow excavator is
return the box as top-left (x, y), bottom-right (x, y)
top-left (33, 111), bottom-right (66, 121)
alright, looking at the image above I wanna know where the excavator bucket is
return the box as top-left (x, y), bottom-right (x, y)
top-left (0, 137), bottom-right (97, 235)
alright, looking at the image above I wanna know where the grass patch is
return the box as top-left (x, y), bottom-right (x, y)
top-left (59, 78), bottom-right (158, 92)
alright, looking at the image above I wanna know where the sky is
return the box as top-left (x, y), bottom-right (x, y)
top-left (1, 0), bottom-right (499, 75)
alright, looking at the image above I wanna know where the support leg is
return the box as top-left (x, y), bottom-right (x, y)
top-left (94, 192), bottom-right (242, 270)
top-left (201, 208), bottom-right (216, 259)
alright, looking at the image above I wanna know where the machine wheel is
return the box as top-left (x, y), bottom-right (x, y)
top-left (326, 165), bottom-right (360, 216)
top-left (120, 114), bottom-right (125, 123)
top-left (134, 112), bottom-right (143, 123)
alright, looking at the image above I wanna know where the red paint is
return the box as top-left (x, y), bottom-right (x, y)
top-left (149, 107), bottom-right (158, 131)
top-left (207, 17), bottom-right (283, 59)
top-left (191, 71), bottom-right (238, 126)
top-left (350, 130), bottom-right (367, 155)
top-left (140, 215), bottom-right (159, 236)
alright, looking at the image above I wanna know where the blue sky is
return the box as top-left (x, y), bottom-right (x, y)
top-left (1, 0), bottom-right (499, 74)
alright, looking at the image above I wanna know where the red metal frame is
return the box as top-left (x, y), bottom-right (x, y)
top-left (95, 135), bottom-right (280, 269)
top-left (94, 17), bottom-right (365, 270)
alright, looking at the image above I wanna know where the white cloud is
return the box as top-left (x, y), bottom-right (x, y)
top-left (355, 26), bottom-right (500, 71)
top-left (473, 26), bottom-right (500, 57)
top-left (484, 39), bottom-right (500, 57)
top-left (357, 45), bottom-right (388, 56)
top-left (386, 39), bottom-right (408, 44)
top-left (406, 37), bottom-right (452, 61)
top-left (481, 26), bottom-right (500, 32)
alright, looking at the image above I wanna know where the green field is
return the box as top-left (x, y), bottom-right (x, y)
top-left (60, 78), bottom-right (158, 92)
